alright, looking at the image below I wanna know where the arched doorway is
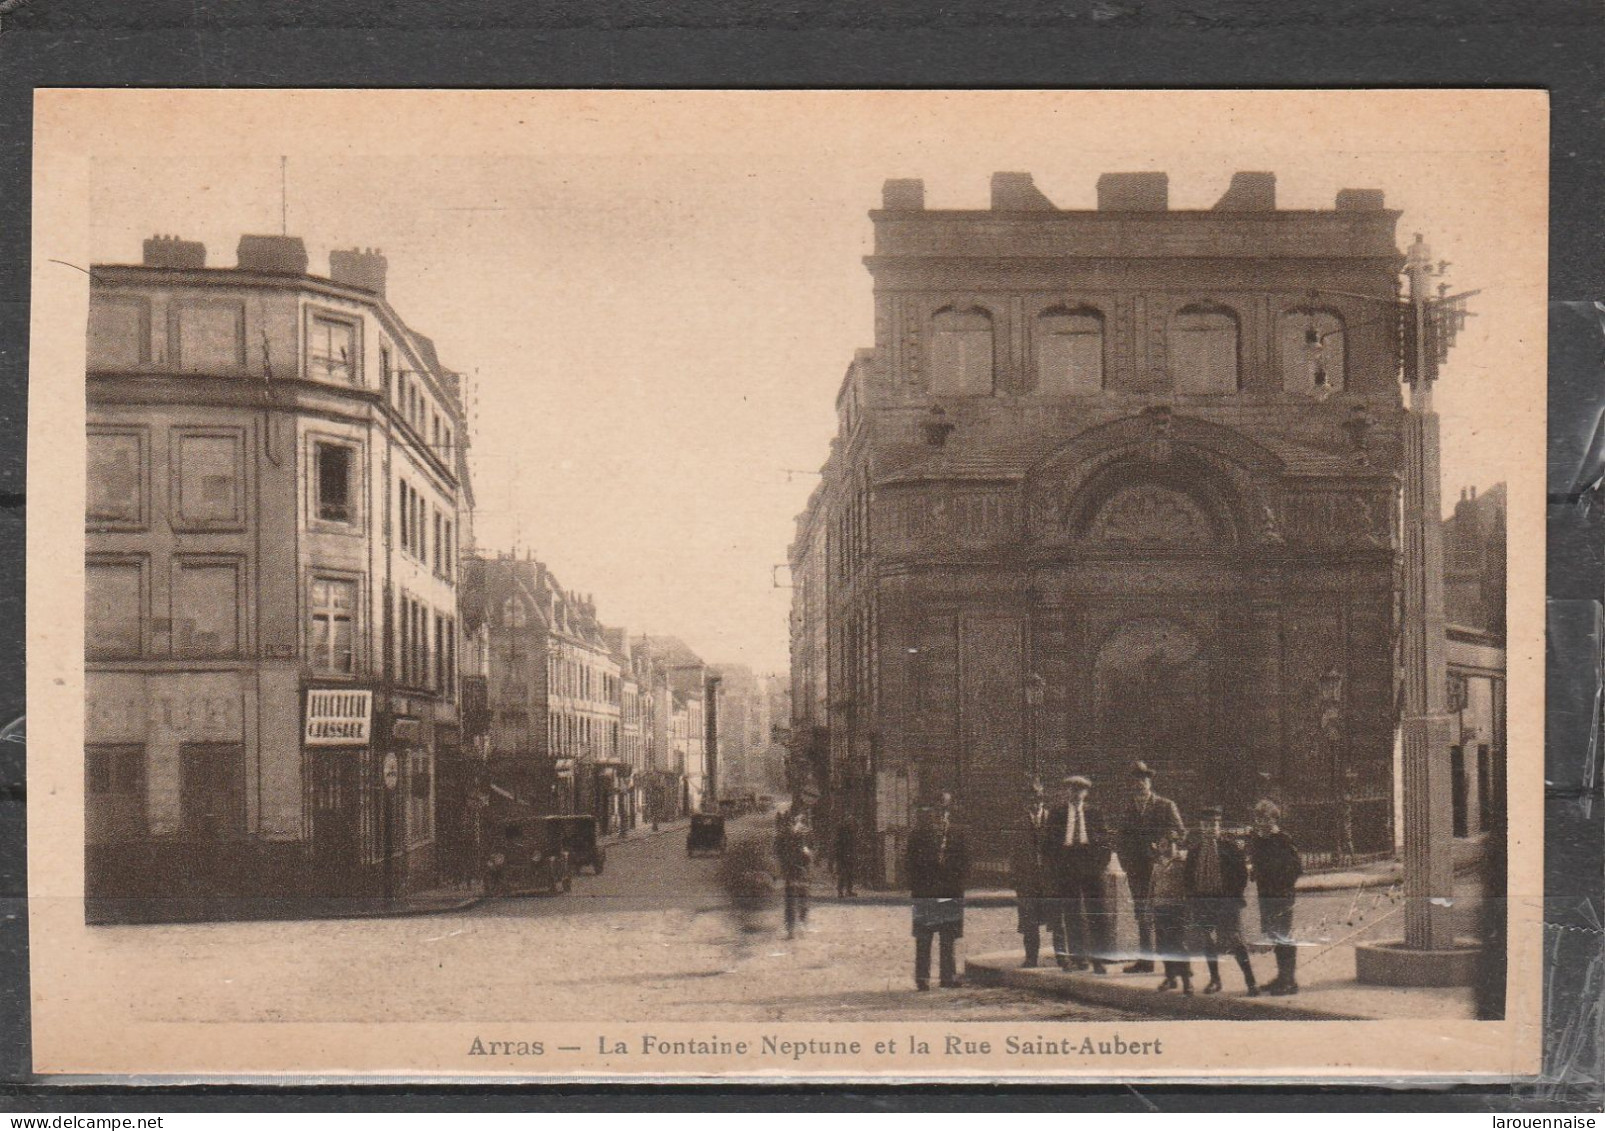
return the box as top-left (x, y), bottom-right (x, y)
top-left (1091, 618), bottom-right (1215, 808)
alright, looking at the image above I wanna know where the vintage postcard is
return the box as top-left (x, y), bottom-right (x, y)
top-left (26, 89), bottom-right (1545, 1081)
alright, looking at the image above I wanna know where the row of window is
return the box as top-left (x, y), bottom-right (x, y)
top-left (397, 592), bottom-right (457, 694)
top-left (397, 477), bottom-right (456, 578)
top-left (87, 556), bottom-right (243, 659)
top-left (924, 304), bottom-right (1346, 397)
top-left (547, 710), bottom-right (622, 760)
top-left (90, 427), bottom-right (246, 531)
top-left (547, 652), bottom-right (622, 704)
top-left (385, 345), bottom-right (456, 462)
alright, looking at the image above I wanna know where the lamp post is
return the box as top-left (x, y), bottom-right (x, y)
top-left (1355, 233), bottom-right (1479, 985)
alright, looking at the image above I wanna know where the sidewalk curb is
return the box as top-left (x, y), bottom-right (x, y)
top-left (964, 952), bottom-right (1368, 1021)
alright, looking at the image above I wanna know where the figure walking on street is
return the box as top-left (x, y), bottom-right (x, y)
top-left (1184, 806), bottom-right (1258, 996)
top-left (906, 792), bottom-right (968, 990)
top-left (1043, 775), bottom-right (1113, 975)
top-left (834, 812), bottom-right (859, 898)
top-left (1249, 799), bottom-right (1303, 995)
top-left (1010, 777), bottom-right (1052, 968)
top-left (776, 812), bottom-right (814, 939)
top-left (1115, 761), bottom-right (1186, 974)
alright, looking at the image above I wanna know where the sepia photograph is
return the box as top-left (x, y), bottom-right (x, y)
top-left (27, 88), bottom-right (1545, 1081)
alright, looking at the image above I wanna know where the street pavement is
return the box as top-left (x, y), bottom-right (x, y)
top-left (81, 814), bottom-right (1138, 1025)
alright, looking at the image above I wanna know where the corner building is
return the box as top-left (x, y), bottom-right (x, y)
top-left (85, 234), bottom-right (469, 917)
top-left (792, 172), bottom-right (1408, 884)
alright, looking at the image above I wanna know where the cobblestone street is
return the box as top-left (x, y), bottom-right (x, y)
top-left (79, 817), bottom-right (1137, 1025)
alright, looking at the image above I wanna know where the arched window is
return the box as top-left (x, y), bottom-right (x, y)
top-left (1035, 307), bottom-right (1104, 393)
top-left (1168, 304), bottom-right (1240, 393)
top-left (929, 307), bottom-right (995, 395)
top-left (1279, 308), bottom-right (1346, 394)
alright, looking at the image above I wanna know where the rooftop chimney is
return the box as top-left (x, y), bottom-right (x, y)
top-left (329, 247), bottom-right (388, 296)
top-left (1097, 172), bottom-right (1169, 212)
top-left (236, 234), bottom-right (309, 275)
top-left (1212, 172), bottom-right (1277, 211)
top-left (142, 235), bottom-right (206, 269)
top-left (881, 178), bottom-right (926, 211)
top-left (990, 172), bottom-right (1056, 211)
top-left (1335, 189), bottom-right (1386, 212)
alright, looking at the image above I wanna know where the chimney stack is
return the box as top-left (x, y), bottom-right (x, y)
top-left (236, 234), bottom-right (309, 274)
top-left (1096, 172), bottom-right (1169, 212)
top-left (329, 247), bottom-right (388, 296)
top-left (881, 178), bottom-right (926, 211)
top-left (142, 235), bottom-right (206, 269)
top-left (1335, 189), bottom-right (1386, 212)
top-left (990, 172), bottom-right (1056, 211)
top-left (1212, 172), bottom-right (1277, 211)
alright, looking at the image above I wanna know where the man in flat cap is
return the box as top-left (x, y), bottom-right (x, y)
top-left (1183, 805), bottom-right (1258, 996)
top-left (1042, 775), bottom-right (1113, 974)
top-left (906, 792), bottom-right (969, 990)
top-left (1115, 761), bottom-right (1186, 974)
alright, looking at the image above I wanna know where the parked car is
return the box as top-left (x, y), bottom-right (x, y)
top-left (545, 815), bottom-right (606, 875)
top-left (485, 817), bottom-right (573, 897)
top-left (687, 813), bottom-right (727, 856)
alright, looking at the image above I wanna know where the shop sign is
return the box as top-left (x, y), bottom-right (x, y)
top-left (304, 689), bottom-right (372, 746)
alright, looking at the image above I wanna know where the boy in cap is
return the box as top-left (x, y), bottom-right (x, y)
top-left (1043, 775), bottom-right (1112, 974)
top-left (1010, 776), bottom-right (1052, 967)
top-left (1183, 805), bottom-right (1258, 996)
top-left (1115, 761), bottom-right (1186, 974)
top-left (1148, 831), bottom-right (1193, 994)
top-left (1249, 799), bottom-right (1303, 995)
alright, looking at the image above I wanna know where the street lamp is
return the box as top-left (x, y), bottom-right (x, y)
top-left (1023, 673), bottom-right (1046, 779)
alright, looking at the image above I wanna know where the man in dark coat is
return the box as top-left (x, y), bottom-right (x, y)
top-left (906, 793), bottom-right (968, 990)
top-left (834, 812), bottom-right (859, 898)
top-left (1041, 775), bottom-right (1113, 975)
top-left (775, 812), bottom-right (814, 939)
top-left (1183, 806), bottom-right (1258, 996)
top-left (1115, 761), bottom-right (1186, 974)
top-left (1009, 777), bottom-right (1052, 967)
top-left (1249, 799), bottom-right (1303, 995)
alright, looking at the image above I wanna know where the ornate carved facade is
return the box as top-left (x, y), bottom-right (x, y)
top-left (790, 171), bottom-right (1409, 883)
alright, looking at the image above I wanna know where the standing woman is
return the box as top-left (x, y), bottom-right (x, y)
top-left (1249, 799), bottom-right (1303, 995)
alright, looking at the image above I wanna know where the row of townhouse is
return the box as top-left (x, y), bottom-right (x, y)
top-left (458, 553), bottom-right (719, 829)
top-left (84, 232), bottom-right (744, 920)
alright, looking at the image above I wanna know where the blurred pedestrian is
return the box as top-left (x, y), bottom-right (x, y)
top-left (716, 833), bottom-right (778, 962)
top-left (1184, 806), bottom-right (1258, 996)
top-left (1249, 799), bottom-right (1303, 995)
top-left (776, 811), bottom-right (814, 939)
top-left (834, 812), bottom-right (859, 898)
top-left (906, 793), bottom-right (968, 990)
top-left (1115, 761), bottom-right (1185, 974)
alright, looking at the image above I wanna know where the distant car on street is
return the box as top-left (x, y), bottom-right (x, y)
top-left (485, 817), bottom-right (573, 897)
top-left (687, 813), bottom-right (727, 856)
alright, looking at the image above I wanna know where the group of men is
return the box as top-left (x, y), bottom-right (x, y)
top-left (1007, 762), bottom-right (1304, 997)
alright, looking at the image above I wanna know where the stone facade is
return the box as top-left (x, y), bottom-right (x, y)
top-left (791, 172), bottom-right (1410, 883)
top-left (86, 236), bottom-right (470, 918)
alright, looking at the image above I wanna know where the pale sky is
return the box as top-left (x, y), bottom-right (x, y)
top-left (71, 90), bottom-right (1547, 673)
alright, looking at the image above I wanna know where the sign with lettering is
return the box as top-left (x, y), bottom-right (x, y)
top-left (304, 689), bottom-right (373, 746)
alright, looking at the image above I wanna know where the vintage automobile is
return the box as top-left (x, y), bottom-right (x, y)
top-left (687, 812), bottom-right (727, 856)
top-left (485, 817), bottom-right (573, 897)
top-left (545, 814), bottom-right (607, 875)
top-left (717, 797), bottom-right (740, 818)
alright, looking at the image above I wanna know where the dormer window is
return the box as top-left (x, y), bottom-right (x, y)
top-left (929, 307), bottom-right (995, 395)
top-left (1169, 304), bottom-right (1240, 393)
